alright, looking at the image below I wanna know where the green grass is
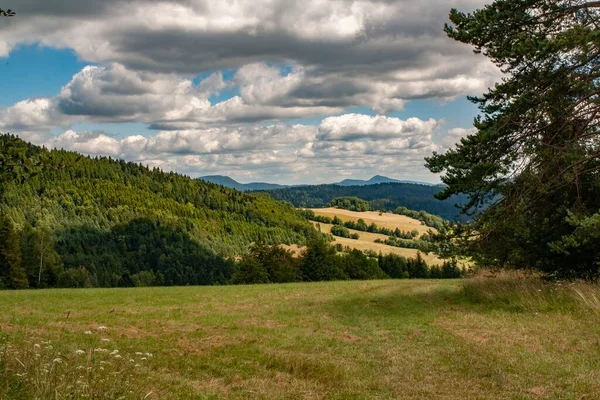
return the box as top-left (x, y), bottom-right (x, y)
top-left (1, 277), bottom-right (600, 399)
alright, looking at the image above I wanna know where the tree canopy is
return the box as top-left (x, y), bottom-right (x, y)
top-left (426, 0), bottom-right (600, 278)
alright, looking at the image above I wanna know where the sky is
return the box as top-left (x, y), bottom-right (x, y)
top-left (0, 0), bottom-right (500, 184)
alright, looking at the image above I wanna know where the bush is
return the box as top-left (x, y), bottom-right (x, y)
top-left (57, 267), bottom-right (94, 288)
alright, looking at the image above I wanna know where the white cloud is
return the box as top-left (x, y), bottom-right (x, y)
top-left (318, 114), bottom-right (438, 141)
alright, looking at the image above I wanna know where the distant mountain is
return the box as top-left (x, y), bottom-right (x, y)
top-left (199, 175), bottom-right (287, 191)
top-left (336, 175), bottom-right (435, 187)
top-left (200, 174), bottom-right (436, 191)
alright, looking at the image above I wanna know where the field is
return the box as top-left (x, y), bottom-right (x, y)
top-left (313, 222), bottom-right (441, 265)
top-left (2, 277), bottom-right (600, 399)
top-left (308, 208), bottom-right (434, 237)
top-left (307, 208), bottom-right (441, 263)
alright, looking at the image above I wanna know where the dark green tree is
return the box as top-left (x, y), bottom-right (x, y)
top-left (0, 216), bottom-right (28, 289)
top-left (230, 256), bottom-right (269, 284)
top-left (300, 238), bottom-right (345, 281)
top-left (426, 0), bottom-right (600, 278)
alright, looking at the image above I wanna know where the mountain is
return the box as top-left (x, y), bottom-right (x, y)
top-left (201, 174), bottom-right (436, 191)
top-left (199, 175), bottom-right (287, 191)
top-left (336, 175), bottom-right (435, 186)
top-left (0, 135), bottom-right (316, 288)
top-left (260, 182), bottom-right (469, 221)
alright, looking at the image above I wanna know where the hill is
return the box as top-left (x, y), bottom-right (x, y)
top-left (2, 278), bottom-right (599, 399)
top-left (263, 183), bottom-right (468, 221)
top-left (336, 174), bottom-right (435, 186)
top-left (0, 135), bottom-right (316, 288)
top-left (199, 174), bottom-right (436, 191)
top-left (199, 175), bottom-right (287, 191)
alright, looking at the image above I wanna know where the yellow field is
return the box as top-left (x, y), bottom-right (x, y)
top-left (312, 221), bottom-right (441, 264)
top-left (309, 207), bottom-right (435, 237)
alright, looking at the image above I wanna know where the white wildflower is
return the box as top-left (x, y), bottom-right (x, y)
top-left (114, 354), bottom-right (122, 359)
top-left (33, 344), bottom-right (40, 349)
top-left (135, 364), bottom-right (140, 368)
top-left (75, 349), bottom-right (85, 356)
top-left (135, 352), bottom-right (143, 356)
top-left (97, 326), bottom-right (108, 331)
top-left (84, 331), bottom-right (92, 335)
top-left (141, 357), bottom-right (147, 361)
top-left (145, 353), bottom-right (153, 358)
top-left (53, 358), bottom-right (62, 364)
top-left (110, 350), bottom-right (119, 355)
top-left (94, 348), bottom-right (108, 353)
top-left (101, 338), bottom-right (110, 342)
top-left (129, 359), bottom-right (135, 363)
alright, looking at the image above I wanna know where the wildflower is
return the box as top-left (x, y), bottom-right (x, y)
top-left (45, 345), bottom-right (53, 350)
top-left (53, 358), bottom-right (62, 364)
top-left (33, 344), bottom-right (41, 349)
top-left (114, 354), bottom-right (122, 359)
top-left (75, 350), bottom-right (85, 356)
top-left (130, 359), bottom-right (135, 363)
top-left (145, 353), bottom-right (153, 358)
top-left (110, 350), bottom-right (119, 355)
top-left (141, 357), bottom-right (147, 361)
top-left (135, 352), bottom-right (143, 356)
top-left (35, 353), bottom-right (41, 358)
top-left (97, 326), bottom-right (108, 331)
top-left (101, 338), bottom-right (110, 342)
top-left (94, 348), bottom-right (108, 353)
top-left (135, 364), bottom-right (140, 368)
top-left (84, 331), bottom-right (92, 335)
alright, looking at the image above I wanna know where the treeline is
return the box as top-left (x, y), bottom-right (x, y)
top-left (374, 237), bottom-right (435, 253)
top-left (393, 207), bottom-right (446, 231)
top-left (0, 135), bottom-right (319, 289)
top-left (1, 216), bottom-right (464, 288)
top-left (261, 183), bottom-right (468, 221)
top-left (330, 225), bottom-right (360, 240)
top-left (231, 240), bottom-right (465, 284)
top-left (327, 197), bottom-right (371, 212)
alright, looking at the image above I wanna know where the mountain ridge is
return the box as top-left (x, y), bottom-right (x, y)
top-left (199, 174), bottom-right (436, 191)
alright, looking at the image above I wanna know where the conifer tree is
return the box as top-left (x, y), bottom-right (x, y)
top-left (0, 216), bottom-right (28, 289)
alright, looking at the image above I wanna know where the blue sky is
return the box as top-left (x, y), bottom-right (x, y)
top-left (0, 0), bottom-right (497, 184)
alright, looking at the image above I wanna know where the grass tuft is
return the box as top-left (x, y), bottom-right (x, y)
top-left (462, 269), bottom-right (600, 314)
top-left (0, 332), bottom-right (154, 399)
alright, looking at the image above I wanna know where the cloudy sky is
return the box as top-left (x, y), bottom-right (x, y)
top-left (0, 0), bottom-right (499, 184)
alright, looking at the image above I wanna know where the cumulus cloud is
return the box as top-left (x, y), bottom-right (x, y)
top-left (0, 0), bottom-right (498, 182)
top-left (0, 0), bottom-right (500, 112)
top-left (318, 114), bottom-right (438, 141)
top-left (43, 114), bottom-right (451, 183)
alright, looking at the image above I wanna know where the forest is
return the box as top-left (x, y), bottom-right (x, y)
top-left (261, 183), bottom-right (468, 221)
top-left (0, 135), bottom-right (316, 288)
top-left (0, 135), bottom-right (462, 289)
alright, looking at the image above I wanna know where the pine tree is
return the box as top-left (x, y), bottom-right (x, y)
top-left (0, 216), bottom-right (29, 289)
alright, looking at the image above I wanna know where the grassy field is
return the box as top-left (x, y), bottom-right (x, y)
top-left (313, 222), bottom-right (441, 264)
top-left (2, 277), bottom-right (600, 399)
top-left (308, 208), bottom-right (434, 237)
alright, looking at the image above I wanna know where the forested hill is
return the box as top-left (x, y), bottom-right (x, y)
top-left (0, 135), bottom-right (316, 288)
top-left (261, 183), bottom-right (468, 221)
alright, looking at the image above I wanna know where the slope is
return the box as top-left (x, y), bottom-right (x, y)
top-left (0, 135), bottom-right (316, 287)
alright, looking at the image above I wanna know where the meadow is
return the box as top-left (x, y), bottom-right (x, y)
top-left (1, 275), bottom-right (600, 399)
